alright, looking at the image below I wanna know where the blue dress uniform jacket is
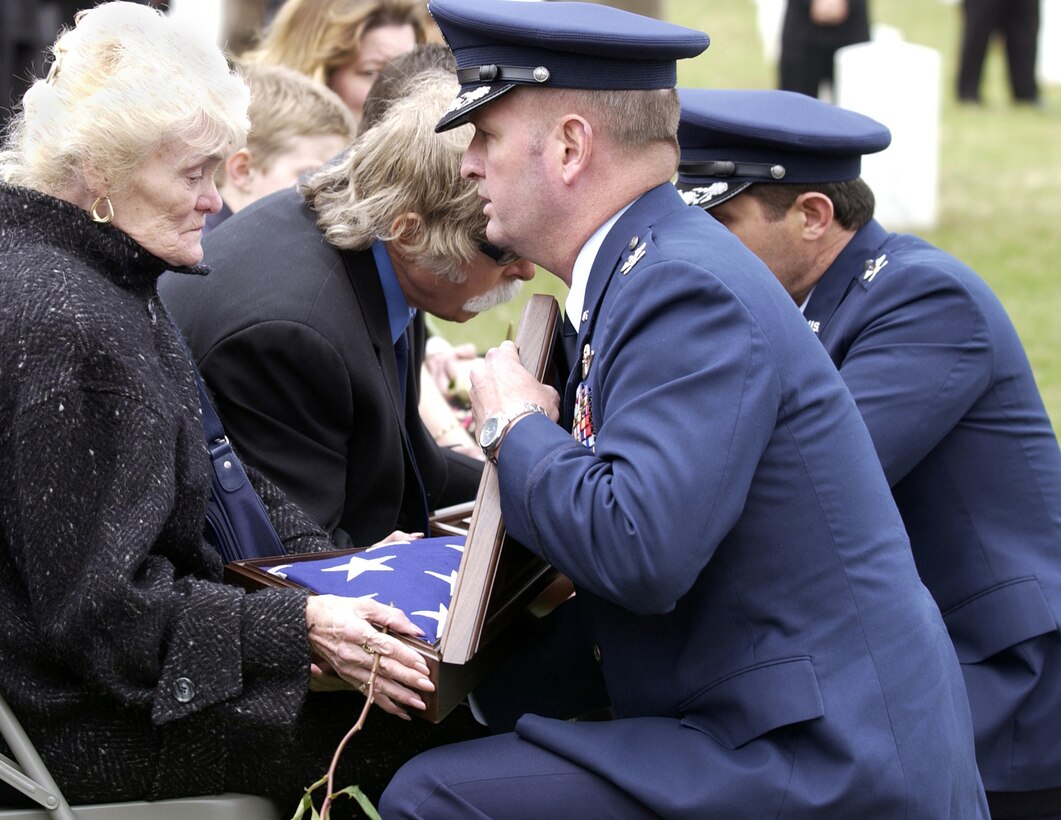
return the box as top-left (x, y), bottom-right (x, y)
top-left (495, 184), bottom-right (987, 817)
top-left (804, 218), bottom-right (1061, 793)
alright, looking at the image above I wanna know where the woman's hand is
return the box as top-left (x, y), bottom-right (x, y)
top-left (371, 530), bottom-right (423, 547)
top-left (305, 595), bottom-right (434, 719)
top-left (308, 661), bottom-right (355, 692)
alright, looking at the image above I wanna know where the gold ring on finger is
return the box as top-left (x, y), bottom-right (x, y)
top-left (358, 682), bottom-right (367, 694)
top-left (362, 642), bottom-right (375, 654)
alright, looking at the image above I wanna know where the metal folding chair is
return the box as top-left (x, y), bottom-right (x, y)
top-left (0, 691), bottom-right (281, 820)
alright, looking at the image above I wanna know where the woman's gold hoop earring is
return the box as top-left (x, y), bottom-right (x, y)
top-left (90, 196), bottom-right (114, 224)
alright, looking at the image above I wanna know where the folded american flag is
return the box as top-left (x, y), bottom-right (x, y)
top-left (265, 537), bottom-right (465, 645)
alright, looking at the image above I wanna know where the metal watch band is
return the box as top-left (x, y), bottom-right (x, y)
top-left (482, 401), bottom-right (546, 462)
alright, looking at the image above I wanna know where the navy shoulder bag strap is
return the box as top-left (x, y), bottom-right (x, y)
top-left (165, 311), bottom-right (285, 563)
top-left (194, 371), bottom-right (286, 563)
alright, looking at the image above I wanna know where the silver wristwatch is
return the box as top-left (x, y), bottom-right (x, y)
top-left (478, 401), bottom-right (546, 462)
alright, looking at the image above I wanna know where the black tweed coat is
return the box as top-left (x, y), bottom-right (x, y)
top-left (0, 183), bottom-right (369, 805)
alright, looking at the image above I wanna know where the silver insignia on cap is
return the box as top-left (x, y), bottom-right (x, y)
top-left (532, 66), bottom-right (550, 83)
top-left (679, 182), bottom-right (730, 206)
top-left (770, 165), bottom-right (786, 179)
top-left (446, 85), bottom-right (492, 114)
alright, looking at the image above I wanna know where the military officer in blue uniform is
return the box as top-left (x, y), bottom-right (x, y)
top-left (676, 87), bottom-right (1061, 819)
top-left (380, 2), bottom-right (988, 817)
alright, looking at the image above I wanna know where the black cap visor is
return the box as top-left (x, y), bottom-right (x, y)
top-left (436, 82), bottom-right (517, 132)
top-left (674, 179), bottom-right (752, 210)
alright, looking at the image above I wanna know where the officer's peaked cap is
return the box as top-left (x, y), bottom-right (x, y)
top-left (676, 88), bottom-right (891, 209)
top-left (429, 0), bottom-right (710, 132)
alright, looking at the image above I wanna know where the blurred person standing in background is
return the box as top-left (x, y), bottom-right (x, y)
top-left (779, 0), bottom-right (870, 99)
top-left (957, 0), bottom-right (1041, 105)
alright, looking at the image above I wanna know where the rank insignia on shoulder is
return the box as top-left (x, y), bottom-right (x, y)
top-left (620, 242), bottom-right (647, 275)
top-left (863, 253), bottom-right (888, 283)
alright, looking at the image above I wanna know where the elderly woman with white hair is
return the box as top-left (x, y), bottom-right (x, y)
top-left (0, 2), bottom-right (482, 811)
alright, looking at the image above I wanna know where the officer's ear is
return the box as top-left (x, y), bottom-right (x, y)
top-left (558, 114), bottom-right (592, 185)
top-left (794, 191), bottom-right (835, 241)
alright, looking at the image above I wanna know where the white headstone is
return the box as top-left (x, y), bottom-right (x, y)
top-left (755, 0), bottom-right (786, 66)
top-left (1040, 0), bottom-right (1061, 85)
top-left (835, 28), bottom-right (942, 231)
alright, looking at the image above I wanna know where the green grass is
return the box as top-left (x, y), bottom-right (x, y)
top-left (431, 0), bottom-right (1061, 426)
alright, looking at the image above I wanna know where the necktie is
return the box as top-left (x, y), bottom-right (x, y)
top-left (560, 313), bottom-right (581, 428)
top-left (394, 327), bottom-right (429, 532)
top-left (560, 312), bottom-right (578, 372)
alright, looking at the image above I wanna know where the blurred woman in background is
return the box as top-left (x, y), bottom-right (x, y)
top-left (244, 0), bottom-right (437, 125)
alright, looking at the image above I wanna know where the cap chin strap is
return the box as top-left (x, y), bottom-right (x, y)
top-left (457, 64), bottom-right (552, 84)
top-left (679, 159), bottom-right (787, 181)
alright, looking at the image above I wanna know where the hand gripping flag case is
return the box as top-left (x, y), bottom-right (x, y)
top-left (224, 295), bottom-right (571, 722)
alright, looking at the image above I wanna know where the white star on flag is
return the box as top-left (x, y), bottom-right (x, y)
top-left (425, 569), bottom-right (458, 595)
top-left (413, 602), bottom-right (449, 636)
top-left (321, 553), bottom-right (398, 582)
top-left (266, 564), bottom-right (294, 579)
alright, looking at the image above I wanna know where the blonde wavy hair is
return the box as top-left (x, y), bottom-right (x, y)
top-left (245, 0), bottom-right (437, 88)
top-left (300, 69), bottom-right (482, 280)
top-left (0, 1), bottom-right (249, 197)
top-left (215, 63), bottom-right (355, 185)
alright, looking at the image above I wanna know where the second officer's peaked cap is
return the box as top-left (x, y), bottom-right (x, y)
top-left (676, 88), bottom-right (892, 209)
top-left (429, 0), bottom-right (710, 132)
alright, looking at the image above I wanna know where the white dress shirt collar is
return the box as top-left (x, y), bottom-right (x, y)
top-left (798, 284), bottom-right (816, 314)
top-left (564, 200), bottom-right (635, 332)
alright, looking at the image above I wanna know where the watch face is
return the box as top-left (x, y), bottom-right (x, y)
top-left (479, 415), bottom-right (502, 449)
